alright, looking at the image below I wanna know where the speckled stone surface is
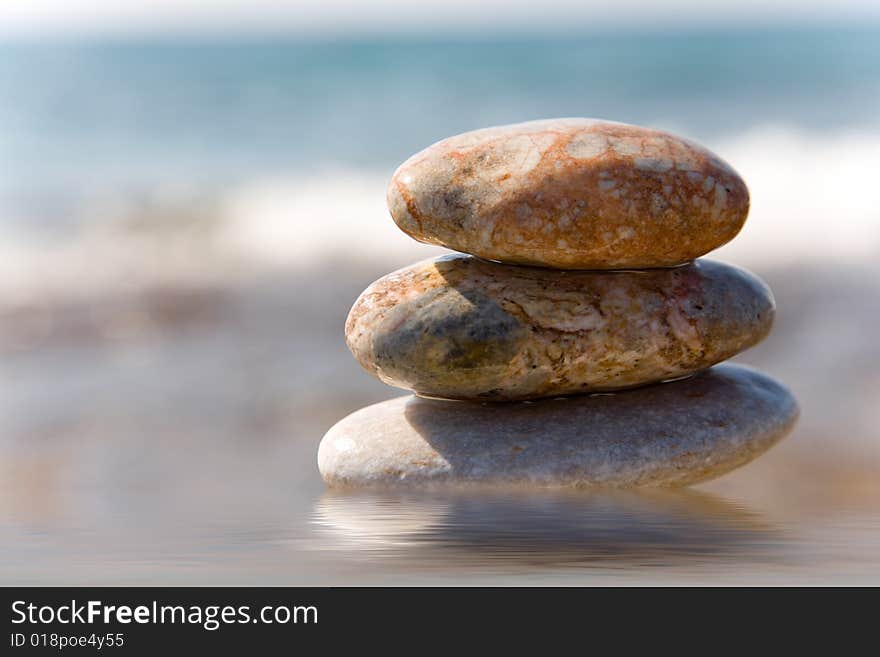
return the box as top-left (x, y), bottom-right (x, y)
top-left (346, 254), bottom-right (773, 401)
top-left (318, 364), bottom-right (798, 488)
top-left (388, 118), bottom-right (749, 269)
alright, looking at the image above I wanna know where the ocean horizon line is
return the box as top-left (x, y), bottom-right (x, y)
top-left (2, 15), bottom-right (879, 46)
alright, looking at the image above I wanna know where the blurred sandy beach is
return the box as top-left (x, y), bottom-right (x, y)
top-left (2, 248), bottom-right (879, 584)
top-left (1, 18), bottom-right (879, 583)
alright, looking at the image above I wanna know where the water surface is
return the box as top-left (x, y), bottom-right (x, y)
top-left (2, 265), bottom-right (879, 585)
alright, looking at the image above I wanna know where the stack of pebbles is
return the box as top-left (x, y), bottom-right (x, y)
top-left (319, 119), bottom-right (798, 487)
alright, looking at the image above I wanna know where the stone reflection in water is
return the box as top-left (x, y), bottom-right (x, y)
top-left (312, 488), bottom-right (780, 569)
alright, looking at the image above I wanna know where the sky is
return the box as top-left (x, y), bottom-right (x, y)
top-left (1, 0), bottom-right (879, 38)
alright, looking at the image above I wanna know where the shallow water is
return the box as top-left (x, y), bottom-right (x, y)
top-left (2, 265), bottom-right (879, 585)
top-left (4, 476), bottom-right (880, 585)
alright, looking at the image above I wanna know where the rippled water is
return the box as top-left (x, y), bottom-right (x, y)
top-left (2, 266), bottom-right (879, 585)
top-left (310, 490), bottom-right (880, 585)
top-left (4, 480), bottom-right (880, 585)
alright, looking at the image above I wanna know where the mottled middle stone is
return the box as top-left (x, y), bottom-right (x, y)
top-left (346, 255), bottom-right (774, 401)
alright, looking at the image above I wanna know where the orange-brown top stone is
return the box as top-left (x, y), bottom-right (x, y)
top-left (388, 118), bottom-right (749, 269)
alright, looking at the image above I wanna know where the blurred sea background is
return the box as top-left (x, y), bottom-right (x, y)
top-left (1, 2), bottom-right (880, 584)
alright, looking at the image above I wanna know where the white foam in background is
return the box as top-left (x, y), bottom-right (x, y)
top-left (0, 126), bottom-right (878, 302)
top-left (712, 127), bottom-right (880, 266)
top-left (217, 127), bottom-right (880, 270)
top-left (216, 170), bottom-right (443, 268)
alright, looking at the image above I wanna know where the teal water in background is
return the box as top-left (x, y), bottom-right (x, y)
top-left (1, 24), bottom-right (879, 223)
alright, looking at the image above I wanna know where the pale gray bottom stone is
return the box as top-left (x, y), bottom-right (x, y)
top-left (318, 364), bottom-right (798, 488)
